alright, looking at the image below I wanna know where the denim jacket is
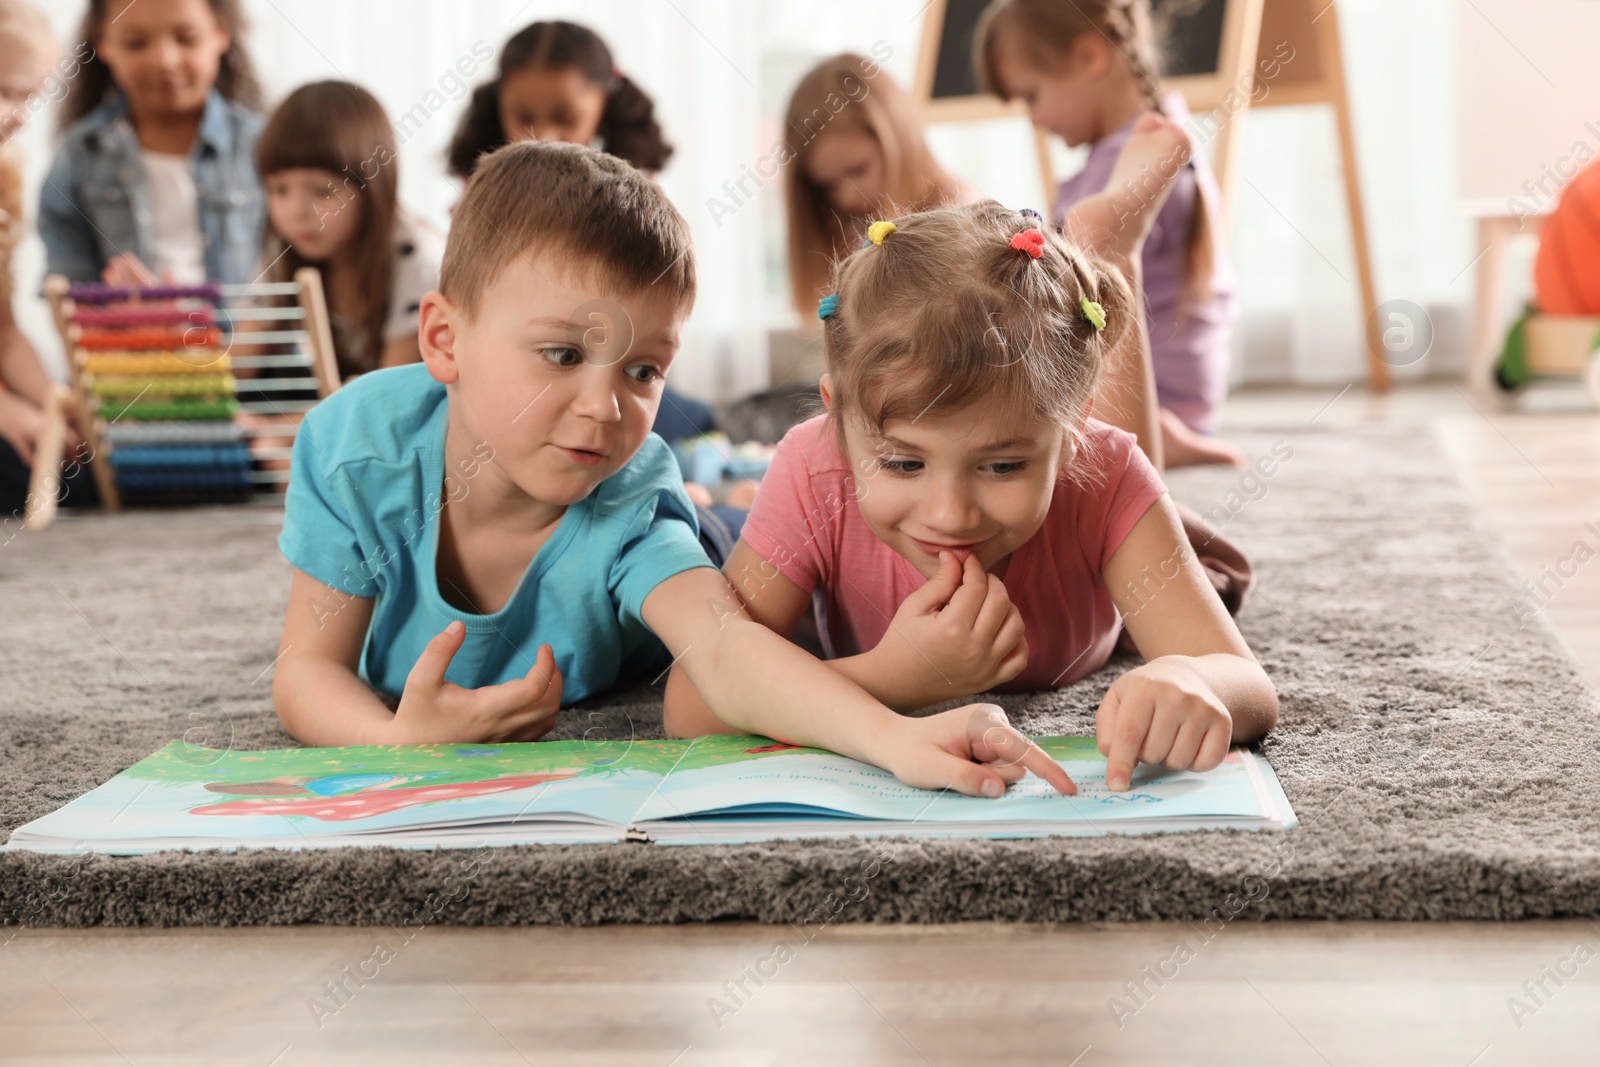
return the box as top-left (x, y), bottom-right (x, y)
top-left (38, 89), bottom-right (265, 285)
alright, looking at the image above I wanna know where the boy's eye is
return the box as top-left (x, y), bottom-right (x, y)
top-left (625, 364), bottom-right (662, 384)
top-left (542, 346), bottom-right (583, 367)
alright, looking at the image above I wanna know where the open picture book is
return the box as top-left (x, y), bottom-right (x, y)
top-left (4, 734), bottom-right (1297, 853)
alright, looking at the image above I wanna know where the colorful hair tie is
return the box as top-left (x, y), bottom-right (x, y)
top-left (1080, 297), bottom-right (1106, 331)
top-left (867, 220), bottom-right (896, 246)
top-left (1019, 207), bottom-right (1043, 221)
top-left (818, 293), bottom-right (840, 321)
top-left (1010, 228), bottom-right (1046, 259)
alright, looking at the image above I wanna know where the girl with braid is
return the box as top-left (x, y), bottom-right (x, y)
top-left (977, 0), bottom-right (1247, 468)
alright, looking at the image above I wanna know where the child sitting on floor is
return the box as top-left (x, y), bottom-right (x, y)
top-left (0, 0), bottom-right (88, 515)
top-left (40, 0), bottom-right (265, 287)
top-left (257, 80), bottom-right (441, 379)
top-left (976, 0), bottom-right (1246, 468)
top-left (665, 116), bottom-right (1277, 792)
top-left (782, 52), bottom-right (973, 321)
top-left (273, 140), bottom-right (1070, 800)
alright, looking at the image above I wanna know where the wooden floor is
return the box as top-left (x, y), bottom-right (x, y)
top-left (5, 921), bottom-right (1600, 1065)
top-left (4, 380), bottom-right (1598, 1065)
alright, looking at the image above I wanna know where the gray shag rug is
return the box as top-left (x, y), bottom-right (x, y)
top-left (2, 425), bottom-right (1597, 928)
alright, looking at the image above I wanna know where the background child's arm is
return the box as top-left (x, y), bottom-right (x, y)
top-left (647, 566), bottom-right (1073, 797)
top-left (274, 569), bottom-right (562, 746)
top-left (1100, 496), bottom-right (1279, 788)
top-left (1078, 252), bottom-right (1162, 470)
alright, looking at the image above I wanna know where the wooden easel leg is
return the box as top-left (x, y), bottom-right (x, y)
top-left (1033, 128), bottom-right (1056, 218)
top-left (1320, 7), bottom-right (1388, 391)
top-left (1209, 117), bottom-right (1245, 232)
top-left (22, 386), bottom-right (68, 531)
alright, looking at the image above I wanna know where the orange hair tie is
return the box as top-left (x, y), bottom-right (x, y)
top-left (1010, 228), bottom-right (1046, 259)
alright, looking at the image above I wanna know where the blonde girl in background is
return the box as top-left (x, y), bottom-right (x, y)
top-left (782, 52), bottom-right (972, 321)
top-left (977, 0), bottom-right (1247, 468)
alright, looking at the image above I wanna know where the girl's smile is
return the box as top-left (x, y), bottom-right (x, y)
top-left (827, 382), bottom-right (1069, 582)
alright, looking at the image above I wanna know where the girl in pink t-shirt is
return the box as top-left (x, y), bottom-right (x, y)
top-left (667, 177), bottom-right (1277, 790)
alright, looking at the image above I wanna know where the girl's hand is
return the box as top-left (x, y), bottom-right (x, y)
top-left (392, 621), bottom-right (563, 744)
top-left (873, 550), bottom-right (1028, 701)
top-left (101, 253), bottom-right (159, 289)
top-left (878, 703), bottom-right (1076, 798)
top-left (1096, 656), bottom-right (1233, 790)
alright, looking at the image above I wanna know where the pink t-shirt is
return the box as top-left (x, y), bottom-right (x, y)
top-left (740, 414), bottom-right (1168, 690)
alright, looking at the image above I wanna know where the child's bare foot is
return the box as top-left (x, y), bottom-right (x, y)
top-left (1160, 407), bottom-right (1246, 468)
top-left (1060, 111), bottom-right (1191, 266)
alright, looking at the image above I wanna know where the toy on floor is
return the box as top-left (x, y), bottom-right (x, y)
top-left (671, 432), bottom-right (774, 486)
top-left (1494, 156), bottom-right (1600, 405)
top-left (28, 268), bottom-right (341, 528)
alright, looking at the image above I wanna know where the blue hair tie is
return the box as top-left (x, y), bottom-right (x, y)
top-left (817, 293), bottom-right (840, 321)
top-left (1019, 207), bottom-right (1043, 221)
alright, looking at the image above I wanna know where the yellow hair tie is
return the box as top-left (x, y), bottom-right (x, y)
top-left (1080, 297), bottom-right (1106, 332)
top-left (867, 220), bottom-right (896, 245)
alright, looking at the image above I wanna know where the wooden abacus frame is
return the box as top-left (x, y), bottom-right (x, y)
top-left (24, 266), bottom-right (340, 530)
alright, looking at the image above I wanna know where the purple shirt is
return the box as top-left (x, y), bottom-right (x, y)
top-left (1055, 94), bottom-right (1235, 434)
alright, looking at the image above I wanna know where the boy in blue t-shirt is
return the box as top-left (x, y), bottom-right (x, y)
top-left (274, 141), bottom-right (1071, 799)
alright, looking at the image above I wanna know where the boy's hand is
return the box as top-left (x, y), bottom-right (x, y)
top-left (873, 551), bottom-right (1028, 701)
top-left (392, 621), bottom-right (563, 744)
top-left (878, 704), bottom-right (1076, 798)
top-left (1096, 656), bottom-right (1233, 790)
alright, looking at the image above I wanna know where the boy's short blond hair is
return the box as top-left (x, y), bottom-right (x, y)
top-left (441, 140), bottom-right (695, 319)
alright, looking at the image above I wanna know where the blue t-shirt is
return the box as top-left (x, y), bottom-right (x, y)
top-left (278, 363), bottom-right (714, 702)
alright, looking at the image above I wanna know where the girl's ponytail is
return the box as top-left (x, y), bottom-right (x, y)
top-left (598, 74), bottom-right (672, 173)
top-left (446, 82), bottom-right (507, 180)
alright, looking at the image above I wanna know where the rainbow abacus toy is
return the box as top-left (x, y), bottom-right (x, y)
top-left (27, 268), bottom-right (341, 528)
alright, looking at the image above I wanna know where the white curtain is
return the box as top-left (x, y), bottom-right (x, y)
top-left (14, 0), bottom-right (1477, 398)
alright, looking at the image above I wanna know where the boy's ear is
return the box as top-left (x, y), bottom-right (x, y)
top-left (818, 372), bottom-right (834, 411)
top-left (417, 291), bottom-right (460, 385)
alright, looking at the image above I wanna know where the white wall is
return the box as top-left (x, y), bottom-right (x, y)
top-left (13, 0), bottom-right (1487, 398)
